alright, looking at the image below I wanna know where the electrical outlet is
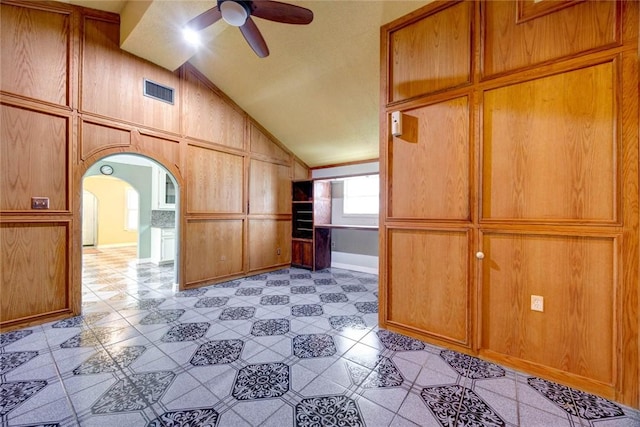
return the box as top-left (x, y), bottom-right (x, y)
top-left (31, 197), bottom-right (49, 209)
top-left (331, 241), bottom-right (336, 250)
top-left (531, 295), bottom-right (544, 312)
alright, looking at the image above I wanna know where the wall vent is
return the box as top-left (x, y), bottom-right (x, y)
top-left (143, 79), bottom-right (174, 104)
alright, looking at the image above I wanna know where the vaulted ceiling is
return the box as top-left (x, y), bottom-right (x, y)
top-left (60, 0), bottom-right (429, 167)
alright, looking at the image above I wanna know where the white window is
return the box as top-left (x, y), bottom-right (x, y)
top-left (343, 175), bottom-right (379, 215)
top-left (125, 188), bottom-right (139, 231)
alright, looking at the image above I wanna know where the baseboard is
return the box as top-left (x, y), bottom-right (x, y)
top-left (331, 251), bottom-right (378, 275)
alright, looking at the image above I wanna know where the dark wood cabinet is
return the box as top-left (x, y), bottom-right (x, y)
top-left (291, 180), bottom-right (331, 270)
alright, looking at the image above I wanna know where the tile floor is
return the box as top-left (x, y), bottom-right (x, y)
top-left (1, 247), bottom-right (639, 427)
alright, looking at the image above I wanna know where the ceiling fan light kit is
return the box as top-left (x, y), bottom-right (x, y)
top-left (220, 0), bottom-right (249, 27)
top-left (185, 0), bottom-right (314, 58)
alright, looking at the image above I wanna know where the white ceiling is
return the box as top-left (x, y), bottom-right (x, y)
top-left (62, 0), bottom-right (430, 167)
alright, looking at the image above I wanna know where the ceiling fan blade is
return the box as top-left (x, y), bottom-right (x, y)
top-left (186, 7), bottom-right (223, 30)
top-left (240, 17), bottom-right (270, 57)
top-left (251, 0), bottom-right (313, 25)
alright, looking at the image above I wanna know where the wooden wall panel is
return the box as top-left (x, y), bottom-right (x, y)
top-left (249, 159), bottom-right (291, 215)
top-left (1, 104), bottom-right (68, 211)
top-left (0, 3), bottom-right (69, 106)
top-left (389, 97), bottom-right (469, 220)
top-left (483, 1), bottom-right (618, 77)
top-left (133, 132), bottom-right (180, 167)
top-left (293, 159), bottom-right (309, 180)
top-left (184, 219), bottom-right (244, 284)
top-left (81, 121), bottom-right (130, 160)
top-left (387, 228), bottom-right (469, 345)
top-left (482, 63), bottom-right (616, 223)
top-left (248, 219), bottom-right (292, 271)
top-left (183, 68), bottom-right (245, 150)
top-left (187, 145), bottom-right (244, 213)
top-left (481, 232), bottom-right (615, 385)
top-left (81, 17), bottom-right (180, 134)
top-left (388, 1), bottom-right (471, 103)
top-left (250, 124), bottom-right (289, 163)
top-left (1, 223), bottom-right (69, 324)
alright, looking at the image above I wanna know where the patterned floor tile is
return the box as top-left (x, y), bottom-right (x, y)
top-left (190, 339), bottom-right (244, 365)
top-left (440, 350), bottom-right (505, 379)
top-left (354, 301), bottom-right (378, 314)
top-left (251, 319), bottom-right (290, 336)
top-left (0, 330), bottom-right (34, 347)
top-left (421, 384), bottom-right (505, 427)
top-left (291, 304), bottom-right (323, 317)
top-left (528, 377), bottom-right (624, 420)
top-left (295, 395), bottom-right (365, 427)
top-left (6, 249), bottom-right (640, 427)
top-left (314, 278), bottom-right (337, 286)
top-left (347, 356), bottom-right (404, 388)
top-left (219, 307), bottom-right (255, 320)
top-left (139, 309), bottom-right (185, 325)
top-left (292, 334), bottom-right (337, 358)
top-left (260, 295), bottom-right (290, 305)
top-left (175, 288), bottom-right (208, 298)
top-left (341, 284), bottom-right (368, 293)
top-left (266, 279), bottom-right (290, 287)
top-left (290, 286), bottom-right (316, 294)
top-left (0, 351), bottom-right (39, 375)
top-left (236, 287), bottom-right (264, 296)
top-left (73, 346), bottom-right (146, 374)
top-left (91, 371), bottom-right (175, 414)
top-left (329, 315), bottom-right (367, 331)
top-left (194, 296), bottom-right (229, 308)
top-left (215, 280), bottom-right (241, 288)
top-left (59, 327), bottom-right (123, 348)
top-left (51, 312), bottom-right (110, 328)
top-left (161, 322), bottom-right (210, 342)
top-left (147, 407), bottom-right (219, 426)
top-left (0, 380), bottom-right (48, 416)
top-left (377, 330), bottom-right (426, 351)
top-left (319, 293), bottom-right (349, 303)
top-left (232, 363), bottom-right (289, 400)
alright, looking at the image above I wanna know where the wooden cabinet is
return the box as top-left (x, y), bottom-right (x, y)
top-left (380, 0), bottom-right (639, 408)
top-left (291, 180), bottom-right (331, 270)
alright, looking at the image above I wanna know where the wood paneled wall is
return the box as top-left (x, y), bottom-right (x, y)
top-left (0, 0), bottom-right (308, 329)
top-left (380, 0), bottom-right (639, 408)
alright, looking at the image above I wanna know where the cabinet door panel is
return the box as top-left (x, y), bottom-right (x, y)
top-left (187, 145), bottom-right (243, 214)
top-left (1, 223), bottom-right (69, 324)
top-left (250, 159), bottom-right (291, 215)
top-left (249, 219), bottom-right (291, 271)
top-left (389, 97), bottom-right (469, 220)
top-left (481, 232), bottom-right (615, 385)
top-left (184, 219), bottom-right (243, 284)
top-left (388, 1), bottom-right (471, 102)
top-left (387, 228), bottom-right (469, 345)
top-left (483, 1), bottom-right (618, 77)
top-left (482, 63), bottom-right (616, 223)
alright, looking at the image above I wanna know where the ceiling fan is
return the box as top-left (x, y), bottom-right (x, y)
top-left (186, 0), bottom-right (314, 58)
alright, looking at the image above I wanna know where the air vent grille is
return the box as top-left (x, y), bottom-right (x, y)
top-left (143, 79), bottom-right (174, 104)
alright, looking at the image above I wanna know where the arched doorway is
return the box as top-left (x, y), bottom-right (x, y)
top-left (81, 154), bottom-right (180, 294)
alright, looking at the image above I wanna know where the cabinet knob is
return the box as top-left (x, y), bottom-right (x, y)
top-left (475, 251), bottom-right (485, 260)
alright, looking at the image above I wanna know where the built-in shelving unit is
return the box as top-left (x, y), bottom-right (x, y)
top-left (291, 180), bottom-right (331, 270)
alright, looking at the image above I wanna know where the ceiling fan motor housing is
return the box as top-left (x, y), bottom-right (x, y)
top-left (219, 0), bottom-right (252, 27)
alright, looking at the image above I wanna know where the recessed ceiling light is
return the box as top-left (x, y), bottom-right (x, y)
top-left (182, 27), bottom-right (201, 46)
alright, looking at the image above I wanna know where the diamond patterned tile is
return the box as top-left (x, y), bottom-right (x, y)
top-left (295, 395), bottom-right (365, 427)
top-left (232, 363), bottom-right (289, 400)
top-left (5, 248), bottom-right (640, 427)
